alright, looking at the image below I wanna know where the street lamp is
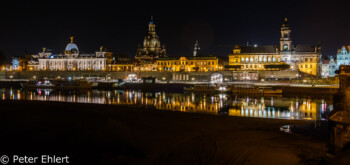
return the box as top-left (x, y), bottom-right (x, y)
top-left (105, 74), bottom-right (111, 81)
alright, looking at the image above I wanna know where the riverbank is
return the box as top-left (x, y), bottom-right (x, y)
top-left (0, 100), bottom-right (331, 164)
top-left (0, 80), bottom-right (339, 94)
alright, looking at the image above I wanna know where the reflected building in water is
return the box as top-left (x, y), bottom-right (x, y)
top-left (0, 88), bottom-right (332, 120)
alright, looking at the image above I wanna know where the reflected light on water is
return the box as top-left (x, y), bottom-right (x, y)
top-left (0, 89), bottom-right (333, 120)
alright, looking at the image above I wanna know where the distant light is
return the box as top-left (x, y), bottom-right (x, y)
top-left (254, 44), bottom-right (258, 47)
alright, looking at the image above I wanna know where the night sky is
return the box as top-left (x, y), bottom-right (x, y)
top-left (0, 0), bottom-right (349, 59)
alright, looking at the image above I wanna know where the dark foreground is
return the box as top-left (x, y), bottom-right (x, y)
top-left (0, 100), bottom-right (333, 164)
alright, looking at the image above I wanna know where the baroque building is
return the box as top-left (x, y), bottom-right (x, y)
top-left (229, 18), bottom-right (322, 76)
top-left (156, 56), bottom-right (222, 72)
top-left (336, 46), bottom-right (350, 67)
top-left (135, 17), bottom-right (167, 62)
top-left (31, 37), bottom-right (109, 71)
top-left (156, 40), bottom-right (223, 72)
top-left (321, 56), bottom-right (337, 78)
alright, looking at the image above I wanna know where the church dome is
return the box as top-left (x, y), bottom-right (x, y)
top-left (144, 36), bottom-right (160, 48)
top-left (65, 37), bottom-right (79, 54)
top-left (65, 43), bottom-right (79, 52)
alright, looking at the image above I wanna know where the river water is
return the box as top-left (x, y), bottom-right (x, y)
top-left (0, 88), bottom-right (333, 120)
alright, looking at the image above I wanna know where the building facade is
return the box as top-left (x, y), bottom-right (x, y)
top-left (321, 56), bottom-right (337, 78)
top-left (228, 18), bottom-right (321, 76)
top-left (156, 56), bottom-right (222, 72)
top-left (32, 37), bottom-right (108, 71)
top-left (336, 46), bottom-right (350, 67)
top-left (228, 45), bottom-right (288, 71)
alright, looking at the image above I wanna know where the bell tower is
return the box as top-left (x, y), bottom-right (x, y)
top-left (148, 16), bottom-right (156, 36)
top-left (280, 18), bottom-right (292, 51)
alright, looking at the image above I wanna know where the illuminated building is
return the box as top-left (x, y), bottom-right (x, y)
top-left (229, 18), bottom-right (321, 76)
top-left (156, 40), bottom-right (222, 72)
top-left (229, 45), bottom-right (287, 71)
top-left (336, 46), bottom-right (350, 67)
top-left (133, 63), bottom-right (157, 72)
top-left (135, 16), bottom-right (167, 62)
top-left (32, 37), bottom-right (108, 71)
top-left (108, 62), bottom-right (134, 71)
top-left (321, 56), bottom-right (337, 78)
top-left (11, 57), bottom-right (21, 71)
top-left (156, 56), bottom-right (222, 72)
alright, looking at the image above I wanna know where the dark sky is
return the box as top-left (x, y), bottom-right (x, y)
top-left (0, 0), bottom-right (349, 59)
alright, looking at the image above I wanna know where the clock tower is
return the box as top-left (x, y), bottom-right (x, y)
top-left (280, 18), bottom-right (292, 52)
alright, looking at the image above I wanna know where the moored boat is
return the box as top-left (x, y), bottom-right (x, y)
top-left (184, 84), bottom-right (231, 93)
top-left (231, 85), bottom-right (282, 94)
top-left (21, 80), bottom-right (98, 90)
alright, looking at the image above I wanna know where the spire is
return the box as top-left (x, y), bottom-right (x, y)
top-left (148, 16), bottom-right (156, 35)
top-left (149, 16), bottom-right (154, 24)
top-left (70, 36), bottom-right (74, 43)
top-left (282, 18), bottom-right (289, 27)
top-left (193, 40), bottom-right (200, 57)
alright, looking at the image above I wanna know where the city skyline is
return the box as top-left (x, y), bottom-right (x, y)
top-left (0, 1), bottom-right (349, 58)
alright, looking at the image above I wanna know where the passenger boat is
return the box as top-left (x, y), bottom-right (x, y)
top-left (184, 84), bottom-right (231, 93)
top-left (54, 80), bottom-right (98, 89)
top-left (21, 80), bottom-right (55, 89)
top-left (231, 85), bottom-right (282, 94)
top-left (21, 80), bottom-right (98, 90)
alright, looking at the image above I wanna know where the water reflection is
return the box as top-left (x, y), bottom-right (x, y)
top-left (0, 88), bottom-right (333, 120)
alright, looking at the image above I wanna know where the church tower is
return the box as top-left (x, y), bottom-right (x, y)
top-left (193, 40), bottom-right (200, 57)
top-left (135, 16), bottom-right (167, 61)
top-left (280, 18), bottom-right (292, 51)
top-left (148, 16), bottom-right (156, 35)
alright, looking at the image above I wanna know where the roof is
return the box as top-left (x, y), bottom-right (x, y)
top-left (322, 60), bottom-right (330, 64)
top-left (65, 43), bottom-right (79, 52)
top-left (234, 44), bottom-right (318, 54)
top-left (237, 45), bottom-right (279, 54)
top-left (157, 57), bottom-right (179, 61)
top-left (293, 44), bottom-right (316, 52)
top-left (157, 56), bottom-right (217, 61)
top-left (186, 57), bottom-right (217, 60)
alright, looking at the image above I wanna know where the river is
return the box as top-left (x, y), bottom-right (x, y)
top-left (0, 88), bottom-right (333, 120)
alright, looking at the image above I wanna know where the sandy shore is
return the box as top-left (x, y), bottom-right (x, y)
top-left (0, 100), bottom-right (329, 164)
